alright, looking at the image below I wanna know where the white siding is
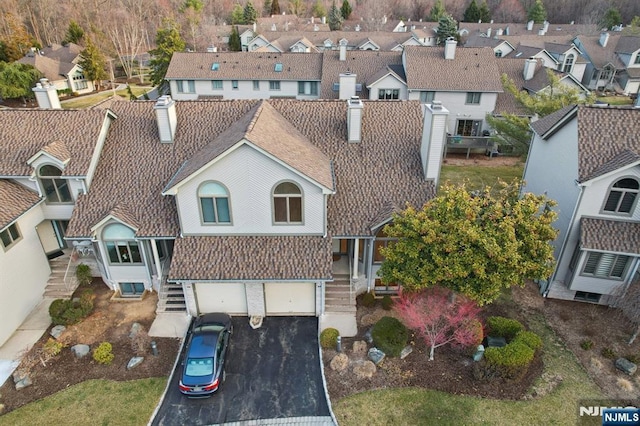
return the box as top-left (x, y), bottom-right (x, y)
top-left (408, 91), bottom-right (497, 133)
top-left (421, 104), bottom-right (449, 183)
top-left (368, 75), bottom-right (408, 100)
top-left (176, 144), bottom-right (326, 235)
top-left (0, 205), bottom-right (49, 346)
top-left (170, 79), bottom-right (319, 100)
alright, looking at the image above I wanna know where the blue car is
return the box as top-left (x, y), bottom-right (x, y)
top-left (179, 313), bottom-right (232, 397)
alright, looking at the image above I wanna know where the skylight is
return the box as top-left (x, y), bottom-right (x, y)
top-left (274, 63), bottom-right (283, 72)
top-left (212, 63), bottom-right (219, 71)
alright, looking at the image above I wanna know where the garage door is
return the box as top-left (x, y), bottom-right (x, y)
top-left (264, 282), bottom-right (316, 315)
top-left (195, 283), bottom-right (247, 314)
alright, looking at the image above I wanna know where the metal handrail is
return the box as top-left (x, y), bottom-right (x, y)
top-left (63, 247), bottom-right (79, 291)
top-left (348, 248), bottom-right (355, 306)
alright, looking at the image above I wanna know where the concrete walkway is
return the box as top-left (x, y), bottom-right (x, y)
top-left (0, 298), bottom-right (54, 387)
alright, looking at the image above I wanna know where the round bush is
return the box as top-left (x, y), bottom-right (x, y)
top-left (381, 295), bottom-right (393, 310)
top-left (361, 292), bottom-right (376, 307)
top-left (484, 341), bottom-right (534, 379)
top-left (371, 316), bottom-right (408, 357)
top-left (93, 342), bottom-right (114, 365)
top-left (320, 328), bottom-right (340, 349)
top-left (49, 299), bottom-right (73, 325)
top-left (486, 316), bottom-right (524, 341)
top-left (513, 330), bottom-right (542, 352)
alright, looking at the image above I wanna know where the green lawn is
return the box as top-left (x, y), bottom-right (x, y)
top-left (439, 163), bottom-right (525, 193)
top-left (333, 306), bottom-right (604, 426)
top-left (61, 85), bottom-right (152, 109)
top-left (0, 378), bottom-right (166, 426)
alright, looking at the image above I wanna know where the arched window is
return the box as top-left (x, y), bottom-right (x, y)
top-left (603, 178), bottom-right (639, 214)
top-left (273, 182), bottom-right (302, 224)
top-left (39, 165), bottom-right (72, 203)
top-left (563, 54), bottom-right (575, 73)
top-left (102, 223), bottom-right (142, 264)
top-left (199, 182), bottom-right (231, 224)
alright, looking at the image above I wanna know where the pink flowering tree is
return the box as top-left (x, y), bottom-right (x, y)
top-left (394, 286), bottom-right (481, 361)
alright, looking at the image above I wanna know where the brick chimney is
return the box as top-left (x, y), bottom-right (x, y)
top-left (421, 101), bottom-right (449, 184)
top-left (32, 78), bottom-right (61, 109)
top-left (339, 73), bottom-right (357, 100)
top-left (154, 95), bottom-right (177, 143)
top-left (347, 96), bottom-right (363, 143)
top-left (524, 57), bottom-right (537, 81)
top-left (444, 38), bottom-right (457, 60)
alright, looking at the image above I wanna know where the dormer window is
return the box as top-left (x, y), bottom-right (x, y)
top-left (603, 177), bottom-right (639, 214)
top-left (102, 223), bottom-right (142, 264)
top-left (273, 181), bottom-right (302, 224)
top-left (39, 165), bottom-right (72, 203)
top-left (199, 182), bottom-right (231, 224)
top-left (563, 54), bottom-right (575, 73)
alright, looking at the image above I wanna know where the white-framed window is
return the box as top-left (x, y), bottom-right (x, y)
top-left (273, 181), bottom-right (302, 224)
top-left (177, 80), bottom-right (195, 93)
top-left (253, 80), bottom-right (260, 90)
top-left (198, 182), bottom-right (231, 224)
top-left (603, 177), bottom-right (639, 214)
top-left (0, 223), bottom-right (21, 250)
top-left (635, 55), bottom-right (640, 65)
top-left (600, 65), bottom-right (614, 82)
top-left (582, 252), bottom-right (630, 280)
top-left (39, 165), bottom-right (73, 203)
top-left (420, 91), bottom-right (435, 103)
top-left (119, 282), bottom-right (145, 297)
top-left (297, 81), bottom-right (318, 95)
top-left (495, 50), bottom-right (503, 57)
top-left (73, 73), bottom-right (88, 90)
top-left (103, 223), bottom-right (142, 265)
top-left (374, 227), bottom-right (396, 263)
top-left (212, 80), bottom-right (223, 90)
top-left (456, 119), bottom-right (482, 136)
top-left (563, 54), bottom-right (575, 73)
top-left (232, 80), bottom-right (239, 90)
top-left (574, 291), bottom-right (601, 303)
top-left (269, 81), bottom-right (281, 91)
top-left (378, 89), bottom-right (399, 100)
top-left (466, 92), bottom-right (481, 104)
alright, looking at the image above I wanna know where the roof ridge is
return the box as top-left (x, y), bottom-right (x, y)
top-left (246, 100), bottom-right (266, 135)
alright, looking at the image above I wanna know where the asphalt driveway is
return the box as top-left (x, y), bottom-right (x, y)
top-left (151, 316), bottom-right (332, 425)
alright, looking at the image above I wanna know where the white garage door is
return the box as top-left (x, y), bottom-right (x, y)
top-left (195, 283), bottom-right (247, 314)
top-left (264, 282), bottom-right (316, 315)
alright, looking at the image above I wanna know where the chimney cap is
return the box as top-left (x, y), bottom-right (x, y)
top-left (432, 100), bottom-right (443, 110)
top-left (348, 96), bottom-right (363, 106)
top-left (155, 95), bottom-right (173, 107)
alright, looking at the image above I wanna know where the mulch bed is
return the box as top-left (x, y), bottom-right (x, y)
top-left (0, 284), bottom-right (180, 414)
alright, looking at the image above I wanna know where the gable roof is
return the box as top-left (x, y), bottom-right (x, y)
top-left (494, 58), bottom-right (537, 115)
top-left (0, 180), bottom-right (42, 230)
top-left (530, 104), bottom-right (577, 138)
top-left (403, 46), bottom-right (503, 92)
top-left (18, 54), bottom-right (76, 82)
top-left (28, 140), bottom-right (72, 165)
top-left (573, 35), bottom-right (625, 69)
top-left (165, 100), bottom-right (334, 191)
top-left (0, 109), bottom-right (111, 177)
top-left (366, 65), bottom-right (406, 87)
top-left (67, 99), bottom-right (434, 239)
top-left (523, 68), bottom-right (586, 93)
top-left (615, 36), bottom-right (640, 54)
top-left (581, 217), bottom-right (640, 255)
top-left (577, 106), bottom-right (640, 182)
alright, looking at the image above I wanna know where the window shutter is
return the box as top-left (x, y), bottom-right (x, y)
top-left (595, 253), bottom-right (614, 277)
top-left (619, 192), bottom-right (636, 213)
top-left (604, 191), bottom-right (621, 211)
top-left (611, 255), bottom-right (629, 278)
top-left (583, 252), bottom-right (600, 274)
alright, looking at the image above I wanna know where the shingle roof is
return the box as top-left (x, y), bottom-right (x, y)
top-left (165, 100), bottom-right (334, 191)
top-left (166, 51), bottom-right (323, 81)
top-left (577, 106), bottom-right (640, 182)
top-left (0, 180), bottom-right (42, 230)
top-left (530, 104), bottom-right (577, 137)
top-left (18, 55), bottom-right (71, 82)
top-left (582, 149), bottom-right (640, 183)
top-left (459, 22), bottom-right (600, 39)
top-left (67, 99), bottom-right (434, 240)
top-left (507, 44), bottom-right (551, 59)
top-left (39, 140), bottom-right (72, 164)
top-left (403, 46), bottom-right (503, 92)
top-left (523, 68), bottom-right (573, 93)
top-left (581, 217), bottom-right (640, 255)
top-left (574, 35), bottom-right (625, 69)
top-left (494, 58), bottom-right (532, 115)
top-left (0, 109), bottom-right (110, 177)
top-left (615, 36), bottom-right (640, 54)
top-left (251, 30), bottom-right (421, 51)
top-left (40, 43), bottom-right (83, 64)
top-left (169, 235), bottom-right (332, 280)
top-left (463, 35), bottom-right (505, 49)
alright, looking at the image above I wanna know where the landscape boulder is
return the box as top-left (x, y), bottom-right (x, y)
top-left (615, 358), bottom-right (637, 376)
top-left (14, 375), bottom-right (32, 391)
top-left (50, 325), bottom-right (66, 339)
top-left (352, 340), bottom-right (368, 356)
top-left (127, 356), bottom-right (145, 370)
top-left (330, 353), bottom-right (349, 371)
top-left (368, 347), bottom-right (385, 365)
top-left (129, 322), bottom-right (143, 338)
top-left (353, 360), bottom-right (377, 379)
top-left (71, 344), bottom-right (91, 359)
top-left (400, 345), bottom-right (413, 360)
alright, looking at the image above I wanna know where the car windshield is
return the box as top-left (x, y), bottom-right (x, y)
top-left (185, 357), bottom-right (214, 377)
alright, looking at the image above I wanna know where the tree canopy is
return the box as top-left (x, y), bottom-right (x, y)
top-left (436, 13), bottom-right (458, 45)
top-left (463, 0), bottom-right (481, 23)
top-left (328, 1), bottom-right (344, 31)
top-left (0, 12), bottom-right (34, 62)
top-left (378, 180), bottom-right (558, 306)
top-left (341, 0), bottom-right (353, 20)
top-left (429, 0), bottom-right (447, 22)
top-left (63, 21), bottom-right (84, 45)
top-left (0, 61), bottom-right (42, 101)
top-left (311, 0), bottom-right (327, 18)
top-left (601, 8), bottom-right (622, 30)
top-left (478, 0), bottom-right (491, 23)
top-left (78, 37), bottom-right (107, 91)
top-left (270, 0), bottom-right (281, 16)
top-left (228, 26), bottom-right (242, 51)
top-left (149, 19), bottom-right (185, 91)
top-left (244, 2), bottom-right (258, 24)
top-left (527, 0), bottom-right (547, 24)
top-left (288, 0), bottom-right (306, 16)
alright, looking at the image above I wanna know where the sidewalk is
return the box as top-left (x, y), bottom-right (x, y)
top-left (0, 298), bottom-right (54, 387)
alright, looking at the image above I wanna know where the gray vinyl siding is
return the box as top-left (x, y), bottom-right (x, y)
top-left (176, 144), bottom-right (326, 235)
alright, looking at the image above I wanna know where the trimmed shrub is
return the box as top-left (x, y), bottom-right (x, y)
top-left (513, 330), bottom-right (542, 352)
top-left (601, 347), bottom-right (617, 359)
top-left (580, 339), bottom-right (594, 350)
top-left (320, 328), bottom-right (340, 349)
top-left (484, 340), bottom-right (535, 379)
top-left (361, 292), bottom-right (376, 307)
top-left (43, 338), bottom-right (64, 357)
top-left (48, 289), bottom-right (95, 326)
top-left (75, 264), bottom-right (92, 286)
top-left (49, 299), bottom-right (71, 325)
top-left (381, 295), bottom-right (393, 310)
top-left (486, 316), bottom-right (525, 341)
top-left (371, 316), bottom-right (408, 357)
top-left (93, 342), bottom-right (114, 365)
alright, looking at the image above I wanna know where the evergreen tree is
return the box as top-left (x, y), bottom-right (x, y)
top-left (527, 0), bottom-right (547, 24)
top-left (231, 4), bottom-right (245, 24)
top-left (149, 19), bottom-right (186, 92)
top-left (229, 26), bottom-right (242, 51)
top-left (263, 0), bottom-right (272, 17)
top-left (271, 0), bottom-right (281, 15)
top-left (244, 2), bottom-right (258, 24)
top-left (601, 8), bottom-right (622, 30)
top-left (63, 21), bottom-right (84, 45)
top-left (0, 61), bottom-right (42, 102)
top-left (328, 1), bottom-right (343, 30)
top-left (436, 13), bottom-right (458, 45)
top-left (341, 0), bottom-right (352, 20)
top-left (463, 0), bottom-right (480, 23)
top-left (78, 37), bottom-right (107, 91)
top-left (311, 0), bottom-right (327, 18)
top-left (478, 0), bottom-right (491, 23)
top-left (429, 0), bottom-right (446, 22)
